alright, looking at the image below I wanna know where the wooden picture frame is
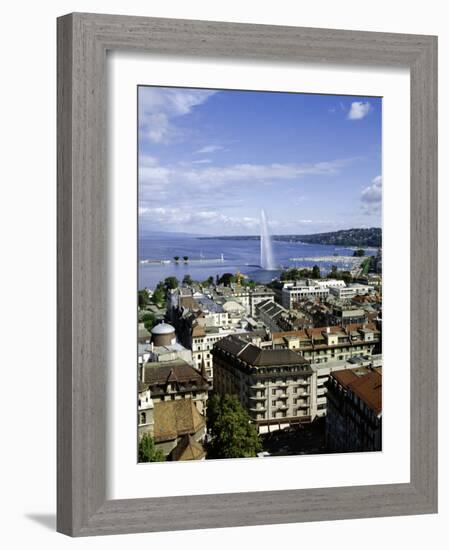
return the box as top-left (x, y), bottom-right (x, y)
top-left (57, 12), bottom-right (438, 536)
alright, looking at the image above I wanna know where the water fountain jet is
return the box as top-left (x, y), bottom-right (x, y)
top-left (260, 209), bottom-right (275, 270)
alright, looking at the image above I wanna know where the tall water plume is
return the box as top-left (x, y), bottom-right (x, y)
top-left (260, 209), bottom-right (275, 270)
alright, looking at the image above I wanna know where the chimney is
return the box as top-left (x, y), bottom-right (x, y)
top-left (326, 327), bottom-right (330, 334)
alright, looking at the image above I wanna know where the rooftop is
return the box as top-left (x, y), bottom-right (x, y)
top-left (214, 335), bottom-right (310, 369)
top-left (153, 400), bottom-right (205, 443)
top-left (170, 434), bottom-right (206, 461)
top-left (331, 367), bottom-right (382, 415)
top-left (151, 321), bottom-right (175, 335)
top-left (142, 359), bottom-right (209, 389)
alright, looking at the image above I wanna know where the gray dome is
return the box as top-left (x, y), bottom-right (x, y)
top-left (151, 322), bottom-right (175, 335)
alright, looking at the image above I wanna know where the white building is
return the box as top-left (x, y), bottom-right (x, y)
top-left (191, 325), bottom-right (250, 380)
top-left (138, 385), bottom-right (154, 439)
top-left (330, 283), bottom-right (374, 300)
top-left (313, 279), bottom-right (346, 290)
top-left (282, 281), bottom-right (330, 308)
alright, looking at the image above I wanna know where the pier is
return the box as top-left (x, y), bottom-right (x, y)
top-left (140, 254), bottom-right (225, 265)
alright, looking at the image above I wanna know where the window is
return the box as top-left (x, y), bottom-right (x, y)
top-left (140, 412), bottom-right (146, 424)
top-left (272, 389), bottom-right (276, 395)
top-left (293, 387), bottom-right (298, 393)
top-left (272, 400), bottom-right (276, 406)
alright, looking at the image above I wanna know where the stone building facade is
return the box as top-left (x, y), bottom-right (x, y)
top-left (325, 366), bottom-right (382, 452)
top-left (212, 335), bottom-right (315, 433)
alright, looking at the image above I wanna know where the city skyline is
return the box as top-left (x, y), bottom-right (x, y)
top-left (138, 86), bottom-right (382, 236)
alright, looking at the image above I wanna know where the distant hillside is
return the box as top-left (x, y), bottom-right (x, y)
top-left (198, 227), bottom-right (382, 248)
top-left (287, 227), bottom-right (382, 247)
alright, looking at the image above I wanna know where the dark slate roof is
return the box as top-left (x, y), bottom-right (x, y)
top-left (256, 299), bottom-right (287, 319)
top-left (214, 335), bottom-right (309, 368)
top-left (213, 335), bottom-right (248, 357)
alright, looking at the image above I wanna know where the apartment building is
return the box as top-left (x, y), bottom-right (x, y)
top-left (256, 299), bottom-right (312, 332)
top-left (330, 283), bottom-right (374, 300)
top-left (270, 323), bottom-right (380, 364)
top-left (282, 281), bottom-right (330, 308)
top-left (312, 354), bottom-right (382, 418)
top-left (326, 366), bottom-right (382, 452)
top-left (329, 306), bottom-right (367, 326)
top-left (212, 335), bottom-right (315, 433)
top-left (214, 284), bottom-right (275, 316)
top-left (190, 324), bottom-right (251, 381)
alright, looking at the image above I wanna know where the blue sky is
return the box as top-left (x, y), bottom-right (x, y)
top-left (138, 86), bottom-right (382, 236)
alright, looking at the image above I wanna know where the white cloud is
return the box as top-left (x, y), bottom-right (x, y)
top-left (361, 175), bottom-right (382, 214)
top-left (138, 157), bottom-right (356, 232)
top-left (139, 87), bottom-right (216, 144)
top-left (138, 158), bottom-right (351, 208)
top-left (139, 157), bottom-right (352, 205)
top-left (139, 207), bottom-right (259, 231)
top-left (192, 159), bottom-right (212, 164)
top-left (139, 155), bottom-right (158, 167)
top-left (139, 87), bottom-right (216, 117)
top-left (143, 113), bottom-right (172, 144)
top-left (348, 101), bottom-right (372, 120)
top-left (195, 145), bottom-right (225, 154)
top-left (179, 160), bottom-right (347, 188)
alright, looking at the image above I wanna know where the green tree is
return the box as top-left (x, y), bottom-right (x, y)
top-left (340, 271), bottom-right (353, 284)
top-left (141, 312), bottom-right (156, 331)
top-left (164, 276), bottom-right (179, 290)
top-left (183, 256), bottom-right (189, 263)
top-left (243, 279), bottom-right (257, 289)
top-left (206, 394), bottom-right (262, 459)
top-left (138, 434), bottom-right (165, 462)
top-left (173, 256), bottom-right (180, 263)
top-left (312, 265), bottom-right (321, 279)
top-left (217, 273), bottom-right (235, 287)
top-left (353, 248), bottom-right (365, 257)
top-left (361, 258), bottom-right (371, 275)
top-left (151, 285), bottom-right (165, 306)
top-left (138, 289), bottom-right (150, 308)
top-left (182, 274), bottom-right (193, 286)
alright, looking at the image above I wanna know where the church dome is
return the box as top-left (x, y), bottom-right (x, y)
top-left (151, 322), bottom-right (175, 335)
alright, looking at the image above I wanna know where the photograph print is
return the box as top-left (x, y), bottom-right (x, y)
top-left (137, 86), bottom-right (382, 463)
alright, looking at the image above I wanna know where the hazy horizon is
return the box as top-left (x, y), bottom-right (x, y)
top-left (139, 226), bottom-right (382, 238)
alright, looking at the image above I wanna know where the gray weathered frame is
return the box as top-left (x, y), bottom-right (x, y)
top-left (57, 12), bottom-right (438, 537)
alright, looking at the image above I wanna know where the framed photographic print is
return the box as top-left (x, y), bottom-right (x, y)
top-left (57, 13), bottom-right (437, 536)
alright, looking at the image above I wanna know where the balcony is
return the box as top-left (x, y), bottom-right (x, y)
top-left (249, 406), bottom-right (267, 412)
top-left (278, 404), bottom-right (289, 411)
top-left (249, 394), bottom-right (266, 401)
top-left (278, 393), bottom-right (288, 399)
top-left (250, 382), bottom-right (265, 389)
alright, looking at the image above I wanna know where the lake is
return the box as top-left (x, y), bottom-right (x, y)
top-left (139, 234), bottom-right (377, 290)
